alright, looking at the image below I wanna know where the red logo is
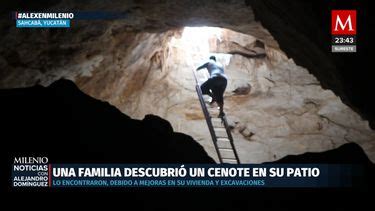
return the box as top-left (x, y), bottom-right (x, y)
top-left (331, 10), bottom-right (356, 35)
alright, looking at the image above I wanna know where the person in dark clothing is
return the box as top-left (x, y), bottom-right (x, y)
top-left (196, 56), bottom-right (227, 117)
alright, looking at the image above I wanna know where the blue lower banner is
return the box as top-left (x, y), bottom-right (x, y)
top-left (12, 164), bottom-right (362, 188)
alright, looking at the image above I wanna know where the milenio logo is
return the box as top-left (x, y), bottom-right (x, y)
top-left (331, 10), bottom-right (357, 53)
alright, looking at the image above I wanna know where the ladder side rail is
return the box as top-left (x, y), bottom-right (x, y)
top-left (195, 84), bottom-right (223, 163)
top-left (192, 69), bottom-right (223, 163)
top-left (222, 115), bottom-right (241, 164)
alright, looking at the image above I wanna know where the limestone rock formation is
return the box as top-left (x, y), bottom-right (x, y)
top-left (232, 83), bottom-right (252, 95)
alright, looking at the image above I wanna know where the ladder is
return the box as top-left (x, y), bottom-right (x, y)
top-left (192, 69), bottom-right (240, 164)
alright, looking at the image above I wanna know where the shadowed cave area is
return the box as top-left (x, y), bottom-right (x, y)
top-left (1, 0), bottom-right (374, 207)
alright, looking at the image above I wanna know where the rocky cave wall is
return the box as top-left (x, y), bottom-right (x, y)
top-left (91, 27), bottom-right (374, 163)
top-left (247, 0), bottom-right (374, 128)
top-left (0, 0), bottom-right (374, 163)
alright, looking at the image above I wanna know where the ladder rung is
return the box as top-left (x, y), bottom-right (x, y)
top-left (222, 158), bottom-right (237, 161)
top-left (211, 121), bottom-right (225, 128)
top-left (211, 123), bottom-right (224, 128)
top-left (219, 148), bottom-right (233, 151)
top-left (223, 162), bottom-right (237, 164)
top-left (212, 125), bottom-right (225, 128)
top-left (217, 138), bottom-right (230, 142)
top-left (212, 122), bottom-right (224, 127)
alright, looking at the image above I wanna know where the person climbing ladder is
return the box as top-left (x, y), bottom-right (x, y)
top-left (193, 57), bottom-right (239, 164)
top-left (196, 56), bottom-right (227, 118)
